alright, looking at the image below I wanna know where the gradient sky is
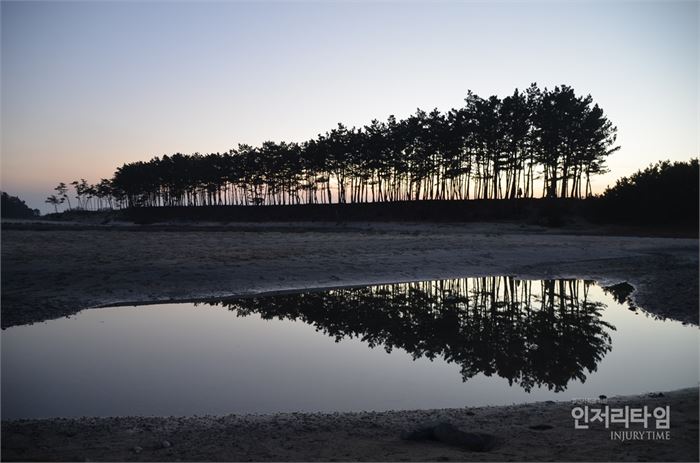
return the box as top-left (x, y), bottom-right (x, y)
top-left (1, 0), bottom-right (697, 213)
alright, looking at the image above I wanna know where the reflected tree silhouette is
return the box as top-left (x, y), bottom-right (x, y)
top-left (203, 277), bottom-right (615, 392)
top-left (602, 282), bottom-right (635, 306)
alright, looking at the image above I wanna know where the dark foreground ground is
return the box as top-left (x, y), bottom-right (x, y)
top-left (3, 388), bottom-right (697, 461)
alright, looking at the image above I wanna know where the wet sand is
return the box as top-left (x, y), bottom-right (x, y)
top-left (3, 388), bottom-right (697, 461)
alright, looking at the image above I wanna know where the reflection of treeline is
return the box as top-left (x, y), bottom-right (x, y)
top-left (50, 84), bottom-right (618, 210)
top-left (208, 277), bottom-right (614, 392)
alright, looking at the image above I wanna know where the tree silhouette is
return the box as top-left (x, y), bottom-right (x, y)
top-left (54, 182), bottom-right (71, 210)
top-left (53, 84), bottom-right (620, 209)
top-left (45, 194), bottom-right (61, 213)
top-left (2, 192), bottom-right (39, 218)
top-left (202, 277), bottom-right (615, 393)
top-left (598, 159), bottom-right (698, 224)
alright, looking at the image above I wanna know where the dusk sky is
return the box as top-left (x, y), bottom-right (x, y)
top-left (2, 0), bottom-right (697, 213)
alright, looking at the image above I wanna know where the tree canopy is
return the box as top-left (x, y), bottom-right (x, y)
top-left (2, 192), bottom-right (40, 219)
top-left (50, 84), bottom-right (619, 210)
top-left (599, 159), bottom-right (698, 224)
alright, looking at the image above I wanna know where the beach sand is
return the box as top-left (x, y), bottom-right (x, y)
top-left (2, 388), bottom-right (697, 461)
top-left (1, 221), bottom-right (697, 328)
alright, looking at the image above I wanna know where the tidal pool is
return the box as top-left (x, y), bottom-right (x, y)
top-left (2, 277), bottom-right (697, 419)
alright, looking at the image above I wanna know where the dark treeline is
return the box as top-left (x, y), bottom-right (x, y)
top-left (49, 84), bottom-right (618, 210)
top-left (204, 277), bottom-right (614, 392)
top-left (597, 159), bottom-right (699, 224)
top-left (1, 192), bottom-right (40, 219)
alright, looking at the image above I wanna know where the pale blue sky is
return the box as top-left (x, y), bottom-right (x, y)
top-left (1, 1), bottom-right (697, 212)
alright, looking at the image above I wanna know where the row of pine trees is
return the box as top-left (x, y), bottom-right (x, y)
top-left (48, 84), bottom-right (619, 210)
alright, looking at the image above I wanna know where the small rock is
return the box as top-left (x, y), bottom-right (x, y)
top-left (161, 440), bottom-right (171, 449)
top-left (433, 423), bottom-right (495, 451)
top-left (61, 429), bottom-right (78, 438)
top-left (132, 446), bottom-right (143, 454)
top-left (401, 426), bottom-right (435, 441)
top-left (647, 392), bottom-right (665, 398)
top-left (401, 421), bottom-right (495, 452)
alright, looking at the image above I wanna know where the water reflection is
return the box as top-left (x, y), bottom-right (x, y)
top-left (5, 277), bottom-right (697, 418)
top-left (203, 277), bottom-right (615, 392)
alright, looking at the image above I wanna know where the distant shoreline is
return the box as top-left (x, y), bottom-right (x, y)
top-left (3, 217), bottom-right (698, 239)
top-left (11, 196), bottom-right (698, 231)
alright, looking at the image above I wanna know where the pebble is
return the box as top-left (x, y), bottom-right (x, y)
top-left (133, 446), bottom-right (143, 454)
top-left (161, 440), bottom-right (172, 448)
top-left (401, 421), bottom-right (496, 452)
top-left (529, 424), bottom-right (553, 431)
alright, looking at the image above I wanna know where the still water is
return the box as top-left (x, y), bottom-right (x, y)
top-left (2, 277), bottom-right (697, 419)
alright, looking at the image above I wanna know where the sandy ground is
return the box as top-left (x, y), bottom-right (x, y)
top-left (1, 221), bottom-right (698, 328)
top-left (3, 388), bottom-right (697, 461)
top-left (1, 221), bottom-right (698, 461)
